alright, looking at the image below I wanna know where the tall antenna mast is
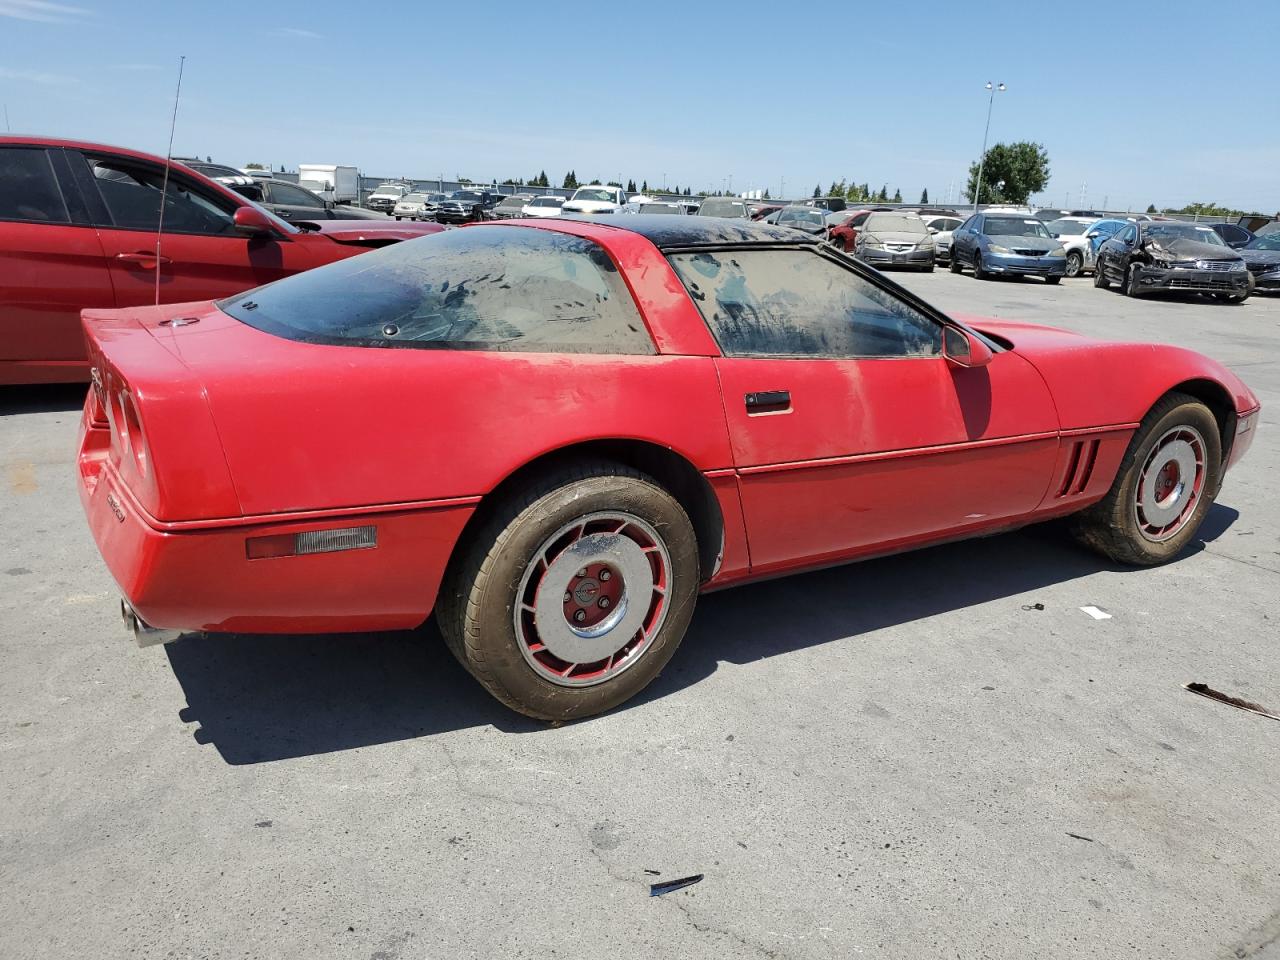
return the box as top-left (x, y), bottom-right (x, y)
top-left (154, 55), bottom-right (186, 306)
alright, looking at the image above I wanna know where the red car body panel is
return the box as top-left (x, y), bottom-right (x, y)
top-left (0, 136), bottom-right (443, 384)
top-left (828, 209), bottom-right (872, 252)
top-left (76, 219), bottom-right (1261, 635)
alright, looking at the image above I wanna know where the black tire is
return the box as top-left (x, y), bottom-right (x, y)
top-left (437, 460), bottom-right (699, 721)
top-left (1045, 275), bottom-right (1062, 285)
top-left (1094, 256), bottom-right (1110, 289)
top-left (923, 263), bottom-right (935, 273)
top-left (973, 252), bottom-right (988, 280)
top-left (1069, 392), bottom-right (1222, 566)
top-left (949, 253), bottom-right (962, 274)
top-left (1065, 250), bottom-right (1083, 278)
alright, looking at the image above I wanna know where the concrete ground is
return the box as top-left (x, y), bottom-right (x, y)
top-left (1, 272), bottom-right (1277, 960)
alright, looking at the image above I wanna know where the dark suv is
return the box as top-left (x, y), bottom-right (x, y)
top-left (435, 190), bottom-right (503, 223)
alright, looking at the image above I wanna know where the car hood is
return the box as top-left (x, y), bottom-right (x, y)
top-left (1144, 238), bottom-right (1240, 261)
top-left (867, 230), bottom-right (928, 243)
top-left (563, 201), bottom-right (618, 212)
top-left (988, 235), bottom-right (1056, 251)
top-left (298, 220), bottom-right (446, 242)
top-left (329, 206), bottom-right (392, 221)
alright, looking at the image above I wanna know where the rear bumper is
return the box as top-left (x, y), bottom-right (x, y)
top-left (1132, 266), bottom-right (1249, 295)
top-left (78, 399), bottom-right (475, 635)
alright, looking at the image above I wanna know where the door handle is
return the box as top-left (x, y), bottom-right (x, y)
top-left (745, 390), bottom-right (791, 413)
top-left (116, 252), bottom-right (172, 266)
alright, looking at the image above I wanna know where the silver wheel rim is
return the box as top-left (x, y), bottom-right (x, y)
top-left (514, 511), bottom-right (671, 688)
top-left (1133, 425), bottom-right (1206, 542)
top-left (1066, 252), bottom-right (1081, 277)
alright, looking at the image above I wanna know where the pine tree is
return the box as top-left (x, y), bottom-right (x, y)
top-left (813, 184), bottom-right (821, 198)
top-left (828, 181), bottom-right (840, 198)
top-left (626, 179), bottom-right (636, 193)
top-left (563, 170), bottom-right (578, 189)
top-left (920, 188), bottom-right (929, 204)
top-left (893, 188), bottom-right (902, 203)
top-left (1146, 203), bottom-right (1157, 213)
top-left (763, 188), bottom-right (771, 199)
top-left (641, 179), bottom-right (648, 192)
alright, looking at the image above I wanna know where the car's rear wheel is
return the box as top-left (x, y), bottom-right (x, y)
top-left (1065, 250), bottom-right (1083, 277)
top-left (1070, 392), bottom-right (1222, 565)
top-left (1094, 256), bottom-right (1110, 288)
top-left (438, 461), bottom-right (699, 720)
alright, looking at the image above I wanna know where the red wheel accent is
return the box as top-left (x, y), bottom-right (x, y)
top-left (1134, 426), bottom-right (1206, 542)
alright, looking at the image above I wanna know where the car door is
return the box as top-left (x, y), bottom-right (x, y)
top-left (0, 144), bottom-right (111, 377)
top-left (666, 246), bottom-right (1059, 571)
top-left (263, 180), bottom-right (331, 221)
top-left (1106, 224), bottom-right (1138, 281)
top-left (69, 150), bottom-right (323, 308)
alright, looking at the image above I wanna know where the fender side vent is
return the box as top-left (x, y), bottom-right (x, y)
top-left (1074, 439), bottom-right (1101, 494)
top-left (1057, 441), bottom-right (1083, 498)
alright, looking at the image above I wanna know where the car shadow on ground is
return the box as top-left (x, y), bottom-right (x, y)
top-left (0, 383), bottom-right (90, 416)
top-left (165, 504), bottom-right (1239, 765)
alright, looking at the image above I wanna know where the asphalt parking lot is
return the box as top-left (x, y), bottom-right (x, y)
top-left (2, 273), bottom-right (1277, 960)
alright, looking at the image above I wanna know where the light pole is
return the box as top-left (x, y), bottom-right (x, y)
top-left (972, 81), bottom-right (1005, 213)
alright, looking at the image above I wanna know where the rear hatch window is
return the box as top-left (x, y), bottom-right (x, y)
top-left (219, 226), bottom-right (654, 355)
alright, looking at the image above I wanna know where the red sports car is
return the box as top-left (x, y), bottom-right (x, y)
top-left (0, 136), bottom-right (443, 384)
top-left (77, 217), bottom-right (1260, 720)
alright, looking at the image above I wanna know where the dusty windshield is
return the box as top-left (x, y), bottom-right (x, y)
top-left (984, 217), bottom-right (1051, 238)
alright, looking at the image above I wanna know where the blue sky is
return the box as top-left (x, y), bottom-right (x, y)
top-left (1, 0), bottom-right (1276, 212)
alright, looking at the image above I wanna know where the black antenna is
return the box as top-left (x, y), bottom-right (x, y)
top-left (154, 55), bottom-right (186, 306)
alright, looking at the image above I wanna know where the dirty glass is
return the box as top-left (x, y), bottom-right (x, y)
top-left (668, 249), bottom-right (942, 359)
top-left (697, 199), bottom-right (749, 217)
top-left (864, 213), bottom-right (927, 234)
top-left (220, 226), bottom-right (654, 355)
top-left (1145, 223), bottom-right (1226, 246)
top-left (983, 217), bottom-right (1051, 238)
top-left (85, 158), bottom-right (237, 235)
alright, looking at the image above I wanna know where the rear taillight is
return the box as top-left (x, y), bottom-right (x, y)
top-left (246, 525), bottom-right (377, 560)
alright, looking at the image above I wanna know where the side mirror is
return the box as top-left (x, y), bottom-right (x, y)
top-left (1085, 230), bottom-right (1100, 239)
top-left (928, 226), bottom-right (939, 234)
top-left (944, 326), bottom-right (993, 369)
top-left (233, 206), bottom-right (277, 237)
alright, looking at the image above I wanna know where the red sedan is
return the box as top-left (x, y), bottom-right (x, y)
top-left (828, 209), bottom-right (872, 252)
top-left (78, 217), bottom-right (1260, 720)
top-left (0, 136), bottom-right (443, 384)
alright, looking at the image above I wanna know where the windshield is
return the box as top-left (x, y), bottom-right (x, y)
top-left (1145, 223), bottom-right (1226, 246)
top-left (639, 203), bottom-right (682, 215)
top-left (530, 197), bottom-right (563, 207)
top-left (698, 199), bottom-right (748, 217)
top-left (865, 214), bottom-right (927, 234)
top-left (451, 191), bottom-right (482, 201)
top-left (218, 226), bottom-right (652, 355)
top-left (780, 208), bottom-right (826, 226)
top-left (400, 194), bottom-right (427, 203)
top-left (1046, 219), bottom-right (1092, 236)
top-left (573, 188), bottom-right (617, 202)
top-left (373, 185), bottom-right (405, 195)
top-left (984, 217), bottom-right (1051, 238)
top-left (1248, 233), bottom-right (1280, 250)
top-left (497, 198), bottom-right (526, 208)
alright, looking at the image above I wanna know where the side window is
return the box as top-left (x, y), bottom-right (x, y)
top-left (269, 182), bottom-right (324, 208)
top-left (84, 157), bottom-right (237, 236)
top-left (850, 212), bottom-right (870, 227)
top-left (219, 225), bottom-right (655, 355)
top-left (668, 249), bottom-right (942, 359)
top-left (0, 147), bottom-right (70, 223)
top-left (1118, 225), bottom-right (1137, 244)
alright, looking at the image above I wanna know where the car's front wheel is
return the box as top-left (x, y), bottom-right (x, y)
top-left (1122, 262), bottom-right (1143, 297)
top-left (1070, 392), bottom-right (1222, 565)
top-left (1094, 256), bottom-right (1110, 288)
top-left (438, 461), bottom-right (699, 720)
top-left (974, 252), bottom-right (989, 280)
top-left (1065, 250), bottom-right (1083, 277)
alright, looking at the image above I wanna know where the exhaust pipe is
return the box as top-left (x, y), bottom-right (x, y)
top-left (120, 599), bottom-right (185, 648)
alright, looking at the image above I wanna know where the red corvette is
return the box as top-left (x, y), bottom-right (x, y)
top-left (77, 217), bottom-right (1259, 719)
top-left (0, 136), bottom-right (443, 384)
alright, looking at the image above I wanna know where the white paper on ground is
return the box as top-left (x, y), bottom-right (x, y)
top-left (1080, 606), bottom-right (1113, 620)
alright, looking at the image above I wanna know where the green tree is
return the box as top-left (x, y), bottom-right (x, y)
top-left (876, 185), bottom-right (888, 202)
top-left (1163, 201), bottom-right (1244, 219)
top-left (641, 179), bottom-right (649, 192)
top-left (860, 183), bottom-right (869, 201)
top-left (920, 187), bottom-right (929, 204)
top-left (964, 141), bottom-right (1050, 205)
top-left (1146, 203), bottom-right (1157, 214)
top-left (828, 181), bottom-right (841, 198)
top-left (813, 184), bottom-right (821, 198)
top-left (245, 162), bottom-right (265, 170)
top-left (590, 178), bottom-right (602, 185)
top-left (763, 188), bottom-right (771, 199)
top-left (563, 170), bottom-right (578, 189)
top-left (626, 179), bottom-right (636, 193)
top-left (892, 188), bottom-right (902, 203)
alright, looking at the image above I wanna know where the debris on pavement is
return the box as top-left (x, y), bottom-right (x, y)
top-left (1021, 602), bottom-right (1046, 611)
top-left (1080, 606), bottom-right (1112, 620)
top-left (1184, 683), bottom-right (1280, 722)
top-left (643, 869), bottom-right (661, 876)
top-left (650, 874), bottom-right (703, 897)
top-left (1066, 832), bottom-right (1095, 843)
